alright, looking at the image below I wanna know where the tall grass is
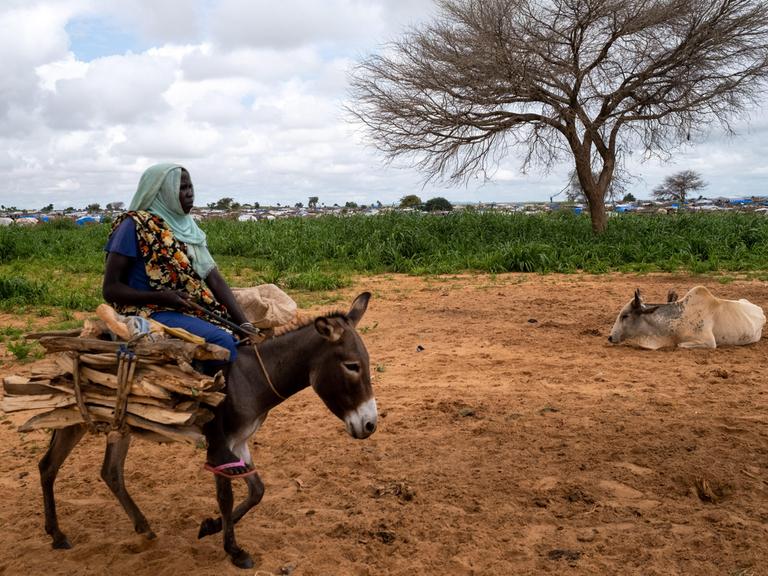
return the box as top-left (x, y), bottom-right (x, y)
top-left (203, 211), bottom-right (768, 274)
top-left (1, 211), bottom-right (767, 310)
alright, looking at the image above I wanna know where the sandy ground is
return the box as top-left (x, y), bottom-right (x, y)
top-left (1, 273), bottom-right (767, 576)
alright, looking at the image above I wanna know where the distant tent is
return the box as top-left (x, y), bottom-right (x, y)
top-left (729, 198), bottom-right (753, 205)
top-left (15, 216), bottom-right (38, 225)
top-left (75, 215), bottom-right (99, 226)
top-left (614, 204), bottom-right (635, 213)
top-left (37, 214), bottom-right (50, 222)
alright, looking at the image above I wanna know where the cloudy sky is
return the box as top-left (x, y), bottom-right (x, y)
top-left (2, 0), bottom-right (767, 210)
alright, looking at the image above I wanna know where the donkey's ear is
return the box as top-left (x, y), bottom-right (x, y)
top-left (667, 290), bottom-right (678, 303)
top-left (315, 317), bottom-right (343, 342)
top-left (347, 292), bottom-right (371, 327)
top-left (632, 288), bottom-right (643, 309)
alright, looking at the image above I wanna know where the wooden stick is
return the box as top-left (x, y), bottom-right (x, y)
top-left (82, 394), bottom-right (198, 426)
top-left (73, 363), bottom-right (173, 400)
top-left (87, 406), bottom-right (205, 445)
top-left (142, 364), bottom-right (222, 392)
top-left (18, 407), bottom-right (86, 431)
top-left (2, 394), bottom-right (76, 412)
top-left (18, 406), bottom-right (205, 446)
top-left (24, 328), bottom-right (83, 339)
top-left (2, 377), bottom-right (59, 396)
top-left (38, 337), bottom-right (230, 362)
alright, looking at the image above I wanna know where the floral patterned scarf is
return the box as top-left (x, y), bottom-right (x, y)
top-left (109, 210), bottom-right (231, 321)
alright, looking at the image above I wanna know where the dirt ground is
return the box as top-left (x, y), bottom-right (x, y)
top-left (1, 273), bottom-right (767, 576)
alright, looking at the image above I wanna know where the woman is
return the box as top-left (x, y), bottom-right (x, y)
top-left (103, 163), bottom-right (253, 476)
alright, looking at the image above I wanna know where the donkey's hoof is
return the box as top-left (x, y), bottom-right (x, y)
top-left (198, 517), bottom-right (221, 539)
top-left (52, 536), bottom-right (72, 550)
top-left (230, 549), bottom-right (254, 569)
top-left (143, 530), bottom-right (157, 540)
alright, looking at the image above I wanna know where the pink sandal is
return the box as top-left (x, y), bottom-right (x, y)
top-left (203, 459), bottom-right (258, 479)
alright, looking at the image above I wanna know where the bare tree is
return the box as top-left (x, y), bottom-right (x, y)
top-left (652, 169), bottom-right (707, 203)
top-left (349, 0), bottom-right (768, 233)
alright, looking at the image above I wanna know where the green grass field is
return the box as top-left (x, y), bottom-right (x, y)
top-left (1, 211), bottom-right (767, 313)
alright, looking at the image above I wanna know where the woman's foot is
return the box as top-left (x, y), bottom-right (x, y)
top-left (96, 304), bottom-right (132, 341)
top-left (205, 448), bottom-right (253, 477)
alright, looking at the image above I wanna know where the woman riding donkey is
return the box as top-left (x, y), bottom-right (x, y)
top-left (103, 162), bottom-right (255, 477)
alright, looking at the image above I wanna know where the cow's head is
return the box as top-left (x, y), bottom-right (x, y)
top-left (608, 288), bottom-right (663, 345)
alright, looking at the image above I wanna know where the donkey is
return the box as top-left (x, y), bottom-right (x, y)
top-left (38, 292), bottom-right (377, 569)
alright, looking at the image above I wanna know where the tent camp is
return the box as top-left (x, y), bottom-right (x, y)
top-left (75, 215), bottom-right (100, 226)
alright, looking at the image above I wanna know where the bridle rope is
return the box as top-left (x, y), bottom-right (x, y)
top-left (252, 343), bottom-right (286, 401)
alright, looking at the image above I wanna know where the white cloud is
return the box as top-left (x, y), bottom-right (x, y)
top-left (208, 0), bottom-right (385, 50)
top-left (114, 119), bottom-right (223, 158)
top-left (87, 0), bottom-right (201, 45)
top-left (180, 45), bottom-right (321, 83)
top-left (56, 178), bottom-right (81, 190)
top-left (0, 2), bottom-right (73, 130)
top-left (0, 0), bottom-right (767, 210)
top-left (41, 52), bottom-right (177, 130)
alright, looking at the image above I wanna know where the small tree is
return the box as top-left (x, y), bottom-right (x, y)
top-left (652, 170), bottom-right (707, 204)
top-left (41, 203), bottom-right (54, 212)
top-left (345, 201), bottom-right (359, 209)
top-left (423, 197), bottom-right (453, 212)
top-left (399, 194), bottom-right (422, 208)
top-left (308, 196), bottom-right (319, 209)
top-left (86, 203), bottom-right (100, 212)
top-left (621, 193), bottom-right (636, 204)
top-left (208, 197), bottom-right (239, 210)
top-left (106, 201), bottom-right (125, 211)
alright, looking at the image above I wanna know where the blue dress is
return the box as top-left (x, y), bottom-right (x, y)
top-left (105, 218), bottom-right (238, 367)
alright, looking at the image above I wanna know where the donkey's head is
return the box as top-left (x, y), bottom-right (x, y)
top-left (311, 292), bottom-right (377, 439)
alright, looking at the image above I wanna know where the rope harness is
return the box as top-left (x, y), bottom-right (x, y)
top-left (252, 343), bottom-right (285, 401)
top-left (70, 345), bottom-right (137, 434)
top-left (112, 347), bottom-right (137, 431)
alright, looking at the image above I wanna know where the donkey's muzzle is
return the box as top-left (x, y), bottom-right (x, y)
top-left (345, 398), bottom-right (378, 439)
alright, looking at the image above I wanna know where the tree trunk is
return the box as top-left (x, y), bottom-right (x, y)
top-left (571, 141), bottom-right (614, 234)
top-left (572, 152), bottom-right (609, 234)
top-left (587, 195), bottom-right (607, 234)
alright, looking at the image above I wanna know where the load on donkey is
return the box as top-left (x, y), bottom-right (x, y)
top-left (2, 291), bottom-right (378, 569)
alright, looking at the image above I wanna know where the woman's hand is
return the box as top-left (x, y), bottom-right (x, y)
top-left (204, 267), bottom-right (251, 326)
top-left (157, 290), bottom-right (191, 309)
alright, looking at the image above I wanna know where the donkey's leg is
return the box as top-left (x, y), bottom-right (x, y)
top-left (216, 475), bottom-right (254, 569)
top-left (100, 430), bottom-right (155, 538)
top-left (39, 425), bottom-right (87, 549)
top-left (198, 472), bottom-right (265, 539)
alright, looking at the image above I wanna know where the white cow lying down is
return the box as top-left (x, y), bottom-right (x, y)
top-left (609, 286), bottom-right (765, 349)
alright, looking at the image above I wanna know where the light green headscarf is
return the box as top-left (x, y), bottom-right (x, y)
top-left (129, 163), bottom-right (216, 278)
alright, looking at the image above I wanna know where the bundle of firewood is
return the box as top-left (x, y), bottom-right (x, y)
top-left (1, 335), bottom-right (230, 446)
